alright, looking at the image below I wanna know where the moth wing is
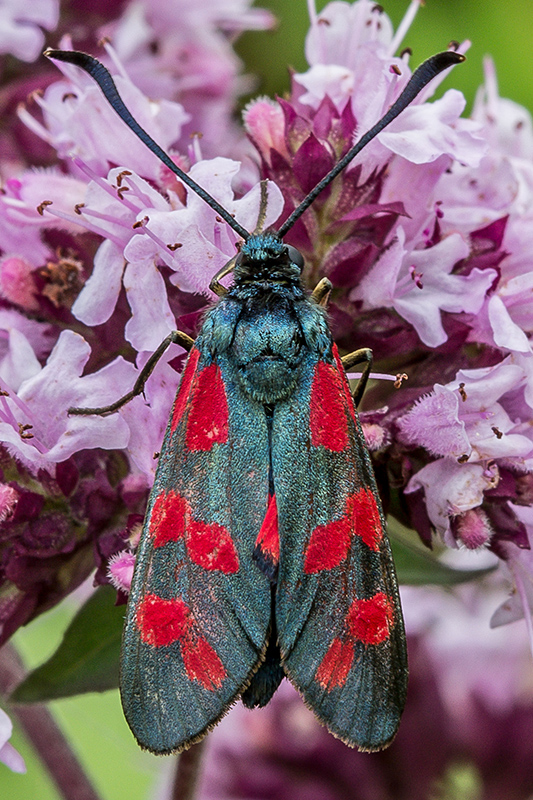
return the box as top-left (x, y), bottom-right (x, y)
top-left (121, 346), bottom-right (271, 753)
top-left (274, 347), bottom-right (407, 751)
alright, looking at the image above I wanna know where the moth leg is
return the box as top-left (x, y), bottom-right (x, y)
top-left (341, 348), bottom-right (373, 408)
top-left (209, 255), bottom-right (237, 297)
top-left (311, 277), bottom-right (332, 307)
top-left (69, 330), bottom-right (195, 416)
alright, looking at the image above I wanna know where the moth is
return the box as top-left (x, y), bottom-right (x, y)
top-left (45, 47), bottom-right (464, 753)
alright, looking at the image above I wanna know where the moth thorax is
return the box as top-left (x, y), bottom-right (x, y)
top-left (231, 306), bottom-right (305, 403)
top-left (235, 357), bottom-right (302, 403)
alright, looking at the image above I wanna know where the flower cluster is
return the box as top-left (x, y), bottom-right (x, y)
top-left (1, 0), bottom-right (533, 787)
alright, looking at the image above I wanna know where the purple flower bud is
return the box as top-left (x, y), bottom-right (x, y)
top-left (451, 507), bottom-right (493, 549)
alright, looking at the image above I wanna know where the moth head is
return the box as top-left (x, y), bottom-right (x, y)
top-left (234, 233), bottom-right (305, 284)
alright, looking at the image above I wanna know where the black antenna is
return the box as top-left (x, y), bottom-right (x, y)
top-left (44, 48), bottom-right (464, 244)
top-left (44, 49), bottom-right (252, 241)
top-left (277, 50), bottom-right (465, 238)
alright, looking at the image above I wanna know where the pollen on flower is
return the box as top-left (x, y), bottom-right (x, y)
top-left (42, 252), bottom-right (84, 309)
top-left (409, 265), bottom-right (423, 289)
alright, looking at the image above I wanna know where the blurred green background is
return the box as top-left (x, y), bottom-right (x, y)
top-left (6, 597), bottom-right (162, 800)
top-left (237, 0), bottom-right (533, 112)
top-left (3, 2), bottom-right (533, 799)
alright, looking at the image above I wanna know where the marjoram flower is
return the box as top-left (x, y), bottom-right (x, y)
top-left (1, 0), bottom-right (533, 794)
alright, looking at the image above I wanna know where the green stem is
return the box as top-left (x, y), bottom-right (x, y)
top-left (171, 739), bottom-right (207, 800)
top-left (0, 643), bottom-right (102, 800)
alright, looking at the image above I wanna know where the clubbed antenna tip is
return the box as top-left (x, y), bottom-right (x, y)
top-left (276, 50), bottom-right (465, 237)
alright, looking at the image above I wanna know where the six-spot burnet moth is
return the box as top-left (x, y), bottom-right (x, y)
top-left (45, 45), bottom-right (464, 754)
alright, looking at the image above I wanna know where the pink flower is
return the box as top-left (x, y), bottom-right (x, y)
top-left (397, 359), bottom-right (533, 552)
top-left (98, 0), bottom-right (275, 156)
top-left (398, 361), bottom-right (532, 462)
top-left (0, 0), bottom-right (59, 62)
top-left (0, 329), bottom-right (132, 472)
top-left (0, 708), bottom-right (25, 773)
top-left (351, 228), bottom-right (496, 347)
top-left (404, 459), bottom-right (499, 540)
top-left (0, 170), bottom-right (86, 262)
top-left (20, 43), bottom-right (190, 179)
top-left (108, 550), bottom-right (135, 593)
top-left (65, 161), bottom-right (282, 350)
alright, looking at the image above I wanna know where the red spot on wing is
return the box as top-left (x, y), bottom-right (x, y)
top-left (148, 490), bottom-right (239, 573)
top-left (187, 519), bottom-right (239, 573)
top-left (136, 594), bottom-right (227, 690)
top-left (171, 348), bottom-right (200, 434)
top-left (310, 360), bottom-right (349, 451)
top-left (352, 487), bottom-right (384, 551)
top-left (186, 363), bottom-right (228, 451)
top-left (332, 343), bottom-right (356, 424)
top-left (304, 515), bottom-right (351, 573)
top-left (149, 490), bottom-right (187, 547)
top-left (304, 489), bottom-right (384, 573)
top-left (347, 592), bottom-right (394, 645)
top-left (254, 494), bottom-right (280, 564)
top-left (181, 634), bottom-right (226, 690)
top-left (315, 638), bottom-right (354, 690)
top-left (314, 593), bottom-right (395, 692)
top-left (136, 594), bottom-right (189, 647)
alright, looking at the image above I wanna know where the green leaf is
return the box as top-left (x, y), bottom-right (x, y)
top-left (13, 586), bottom-right (124, 702)
top-left (388, 517), bottom-right (495, 586)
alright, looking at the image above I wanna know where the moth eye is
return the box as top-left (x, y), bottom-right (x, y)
top-left (286, 245), bottom-right (305, 270)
